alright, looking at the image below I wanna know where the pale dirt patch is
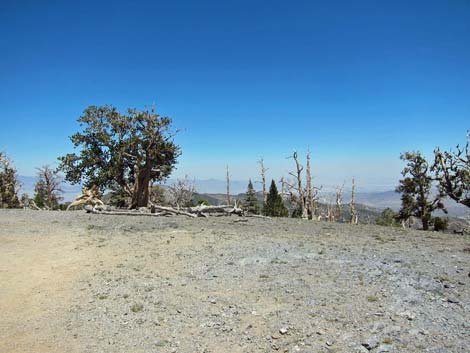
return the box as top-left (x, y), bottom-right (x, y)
top-left (0, 215), bottom-right (94, 353)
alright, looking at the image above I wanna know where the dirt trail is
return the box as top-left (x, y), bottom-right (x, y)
top-left (0, 216), bottom-right (93, 353)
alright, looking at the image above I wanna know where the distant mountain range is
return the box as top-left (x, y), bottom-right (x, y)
top-left (17, 176), bottom-right (469, 218)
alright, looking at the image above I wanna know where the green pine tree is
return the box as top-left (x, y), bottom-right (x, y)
top-left (34, 179), bottom-right (47, 208)
top-left (263, 180), bottom-right (288, 217)
top-left (396, 151), bottom-right (445, 230)
top-left (243, 179), bottom-right (260, 214)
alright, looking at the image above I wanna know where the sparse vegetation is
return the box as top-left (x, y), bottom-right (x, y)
top-left (130, 303), bottom-right (144, 313)
top-left (366, 295), bottom-right (379, 302)
top-left (433, 217), bottom-right (448, 232)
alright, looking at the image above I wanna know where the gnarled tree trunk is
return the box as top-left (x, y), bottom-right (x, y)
top-left (129, 167), bottom-right (151, 209)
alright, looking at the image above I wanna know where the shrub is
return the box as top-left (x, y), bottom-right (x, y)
top-left (197, 198), bottom-right (210, 206)
top-left (375, 208), bottom-right (400, 227)
top-left (433, 217), bottom-right (448, 232)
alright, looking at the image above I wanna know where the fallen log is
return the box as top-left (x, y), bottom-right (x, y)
top-left (85, 205), bottom-right (168, 217)
top-left (153, 205), bottom-right (198, 218)
top-left (83, 204), bottom-right (245, 218)
top-left (245, 214), bottom-right (271, 219)
top-left (188, 205), bottom-right (244, 216)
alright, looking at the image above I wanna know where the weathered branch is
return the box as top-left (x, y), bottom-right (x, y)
top-left (153, 205), bottom-right (197, 218)
top-left (85, 205), bottom-right (166, 217)
top-left (67, 186), bottom-right (104, 210)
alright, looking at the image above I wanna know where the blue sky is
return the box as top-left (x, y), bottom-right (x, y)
top-left (1, 0), bottom-right (469, 190)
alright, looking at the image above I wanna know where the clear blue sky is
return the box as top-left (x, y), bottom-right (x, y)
top-left (1, 0), bottom-right (469, 190)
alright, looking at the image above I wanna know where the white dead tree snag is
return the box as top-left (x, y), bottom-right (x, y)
top-left (289, 151), bottom-right (307, 219)
top-left (305, 150), bottom-right (320, 220)
top-left (226, 165), bottom-right (231, 206)
top-left (335, 183), bottom-right (344, 221)
top-left (327, 201), bottom-right (335, 222)
top-left (306, 151), bottom-right (313, 218)
top-left (257, 158), bottom-right (268, 204)
top-left (280, 177), bottom-right (286, 197)
top-left (350, 178), bottom-right (358, 225)
top-left (67, 185), bottom-right (104, 210)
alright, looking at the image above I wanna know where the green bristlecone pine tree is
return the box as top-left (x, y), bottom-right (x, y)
top-left (396, 151), bottom-right (446, 230)
top-left (263, 179), bottom-right (288, 217)
top-left (243, 179), bottom-right (260, 215)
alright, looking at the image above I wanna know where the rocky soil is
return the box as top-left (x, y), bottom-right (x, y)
top-left (1, 210), bottom-right (469, 353)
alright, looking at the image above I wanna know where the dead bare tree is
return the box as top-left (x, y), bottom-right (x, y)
top-left (257, 158), bottom-right (269, 204)
top-left (167, 175), bottom-right (196, 209)
top-left (283, 150), bottom-right (321, 219)
top-left (35, 165), bottom-right (63, 210)
top-left (327, 201), bottom-right (335, 222)
top-left (288, 151), bottom-right (307, 218)
top-left (306, 151), bottom-right (313, 218)
top-left (226, 165), bottom-right (231, 206)
top-left (280, 177), bottom-right (286, 198)
top-left (335, 183), bottom-right (344, 221)
top-left (350, 178), bottom-right (358, 225)
top-left (305, 150), bottom-right (320, 219)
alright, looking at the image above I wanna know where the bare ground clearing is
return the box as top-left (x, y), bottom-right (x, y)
top-left (0, 210), bottom-right (469, 353)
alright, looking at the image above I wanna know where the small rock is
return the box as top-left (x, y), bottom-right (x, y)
top-left (400, 311), bottom-right (415, 320)
top-left (279, 327), bottom-right (288, 335)
top-left (355, 345), bottom-right (370, 353)
top-left (376, 344), bottom-right (391, 352)
top-left (361, 336), bottom-right (379, 351)
top-left (447, 297), bottom-right (459, 304)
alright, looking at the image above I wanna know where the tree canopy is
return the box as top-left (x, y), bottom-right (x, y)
top-left (243, 179), bottom-right (260, 215)
top-left (433, 134), bottom-right (470, 208)
top-left (263, 180), bottom-right (288, 217)
top-left (58, 105), bottom-right (180, 209)
top-left (396, 151), bottom-right (445, 230)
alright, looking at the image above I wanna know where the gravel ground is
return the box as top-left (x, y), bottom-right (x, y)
top-left (1, 209), bottom-right (469, 353)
